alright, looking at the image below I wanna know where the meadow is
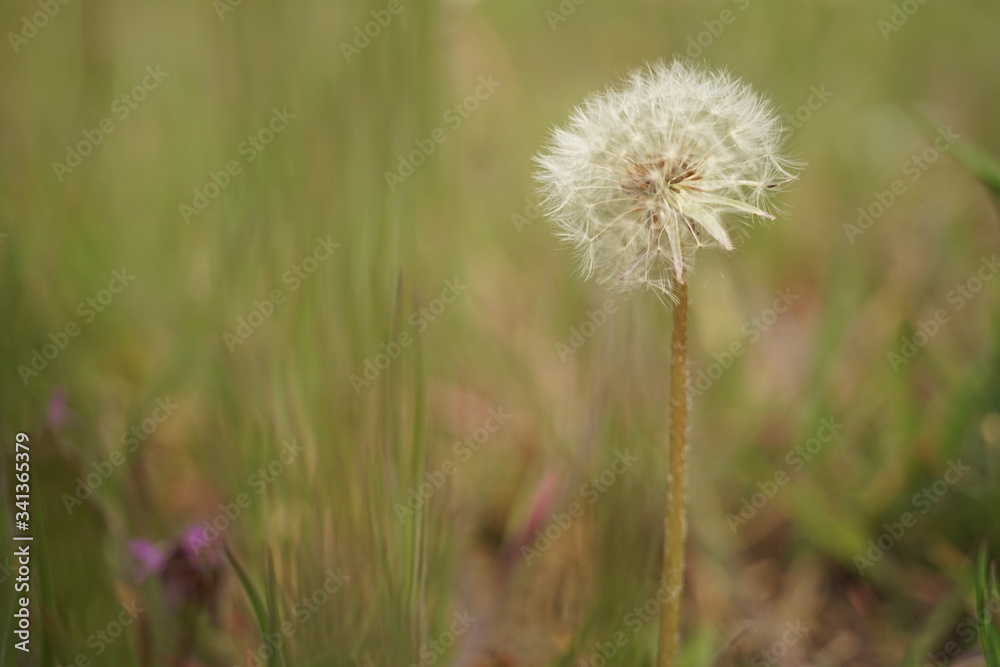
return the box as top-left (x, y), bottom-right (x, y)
top-left (2, 0), bottom-right (1000, 665)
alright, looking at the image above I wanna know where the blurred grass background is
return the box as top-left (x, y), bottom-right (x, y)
top-left (2, 0), bottom-right (1000, 665)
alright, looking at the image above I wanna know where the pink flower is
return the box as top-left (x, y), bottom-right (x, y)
top-left (129, 525), bottom-right (224, 622)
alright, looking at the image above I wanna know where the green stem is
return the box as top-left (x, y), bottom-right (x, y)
top-left (658, 280), bottom-right (688, 667)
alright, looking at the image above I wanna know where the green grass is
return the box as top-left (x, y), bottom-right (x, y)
top-left (977, 545), bottom-right (1000, 666)
top-left (2, 0), bottom-right (1000, 665)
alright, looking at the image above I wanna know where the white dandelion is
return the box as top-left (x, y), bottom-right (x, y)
top-left (532, 60), bottom-right (801, 667)
top-left (534, 59), bottom-right (799, 300)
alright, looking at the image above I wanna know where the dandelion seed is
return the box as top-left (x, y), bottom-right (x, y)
top-left (534, 60), bottom-right (799, 300)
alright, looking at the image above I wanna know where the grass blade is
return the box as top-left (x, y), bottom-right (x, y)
top-left (265, 547), bottom-right (287, 667)
top-left (977, 543), bottom-right (1000, 666)
top-left (225, 545), bottom-right (273, 663)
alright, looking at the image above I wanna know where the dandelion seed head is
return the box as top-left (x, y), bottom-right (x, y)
top-left (534, 60), bottom-right (800, 300)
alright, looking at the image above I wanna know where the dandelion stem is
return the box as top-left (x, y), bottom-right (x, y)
top-left (658, 280), bottom-right (688, 667)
